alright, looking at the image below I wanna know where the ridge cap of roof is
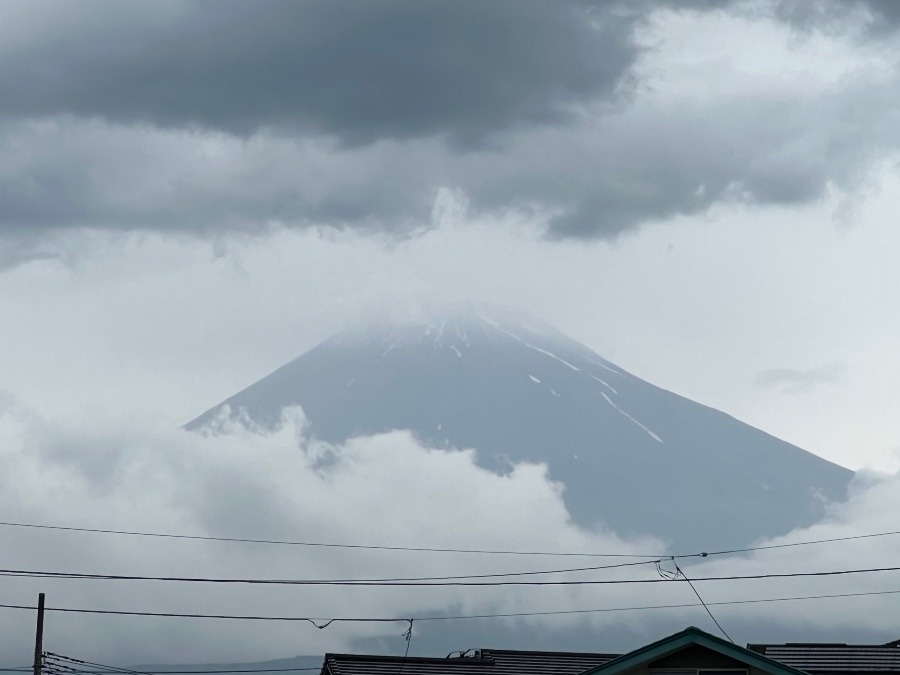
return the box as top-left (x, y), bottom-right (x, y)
top-left (325, 653), bottom-right (494, 663)
top-left (478, 648), bottom-right (619, 658)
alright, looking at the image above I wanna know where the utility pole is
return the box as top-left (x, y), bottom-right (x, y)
top-left (32, 593), bottom-right (45, 675)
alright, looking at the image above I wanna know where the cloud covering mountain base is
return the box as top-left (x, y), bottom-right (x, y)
top-left (2, 400), bottom-right (900, 664)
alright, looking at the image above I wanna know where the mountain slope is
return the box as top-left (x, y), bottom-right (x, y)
top-left (186, 306), bottom-right (852, 552)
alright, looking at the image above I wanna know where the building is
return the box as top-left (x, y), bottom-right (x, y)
top-left (321, 647), bottom-right (615, 675)
top-left (320, 627), bottom-right (900, 675)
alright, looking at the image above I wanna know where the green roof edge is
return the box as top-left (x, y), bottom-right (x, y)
top-left (579, 627), bottom-right (810, 675)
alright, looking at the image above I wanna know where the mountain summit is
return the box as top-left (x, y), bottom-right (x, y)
top-left (187, 305), bottom-right (851, 552)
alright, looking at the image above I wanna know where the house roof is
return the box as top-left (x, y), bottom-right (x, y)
top-left (579, 626), bottom-right (810, 675)
top-left (321, 648), bottom-right (617, 675)
top-left (748, 641), bottom-right (900, 674)
top-left (478, 649), bottom-right (618, 675)
top-left (321, 629), bottom-right (900, 675)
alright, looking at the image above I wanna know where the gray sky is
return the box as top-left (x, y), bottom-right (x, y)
top-left (2, 0), bottom-right (900, 665)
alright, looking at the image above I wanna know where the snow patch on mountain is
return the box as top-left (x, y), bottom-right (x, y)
top-left (600, 392), bottom-right (663, 444)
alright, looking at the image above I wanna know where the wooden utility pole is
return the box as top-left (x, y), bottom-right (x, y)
top-left (32, 593), bottom-right (45, 675)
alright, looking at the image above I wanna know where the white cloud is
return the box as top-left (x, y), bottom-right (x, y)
top-left (2, 402), bottom-right (900, 664)
top-left (2, 168), bottom-right (900, 472)
top-left (0, 402), bottom-right (667, 664)
top-left (2, 5), bottom-right (899, 243)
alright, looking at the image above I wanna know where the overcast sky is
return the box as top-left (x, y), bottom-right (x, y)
top-left (2, 0), bottom-right (900, 665)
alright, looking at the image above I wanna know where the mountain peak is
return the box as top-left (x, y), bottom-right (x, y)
top-left (186, 310), bottom-right (851, 552)
top-left (328, 303), bottom-right (618, 379)
top-left (334, 302), bottom-right (567, 343)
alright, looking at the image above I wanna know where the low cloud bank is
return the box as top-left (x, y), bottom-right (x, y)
top-left (1, 401), bottom-right (899, 665)
top-left (0, 403), bottom-right (660, 663)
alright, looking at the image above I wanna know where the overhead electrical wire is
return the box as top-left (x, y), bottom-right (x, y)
top-left (44, 666), bottom-right (322, 675)
top-left (42, 653), bottom-right (316, 675)
top-left (40, 655), bottom-right (324, 675)
top-left (42, 653), bottom-right (309, 675)
top-left (670, 559), bottom-right (733, 644)
top-left (0, 558), bottom-right (662, 585)
top-left (3, 587), bottom-right (900, 623)
top-left (14, 525), bottom-right (900, 675)
top-left (0, 521), bottom-right (659, 558)
top-left (3, 519), bottom-right (900, 560)
top-left (41, 655), bottom-right (323, 675)
top-left (2, 564), bottom-right (900, 586)
top-left (45, 654), bottom-right (154, 675)
top-left (699, 530), bottom-right (900, 556)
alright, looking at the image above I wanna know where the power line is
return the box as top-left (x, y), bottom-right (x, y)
top-left (700, 530), bottom-right (900, 557)
top-left (43, 652), bottom-right (307, 675)
top-left (46, 653), bottom-right (154, 675)
top-left (4, 519), bottom-right (899, 560)
top-left (2, 564), bottom-right (900, 586)
top-left (40, 656), bottom-right (322, 675)
top-left (671, 559), bottom-right (733, 644)
top-left (42, 670), bottom-right (319, 674)
top-left (0, 521), bottom-right (657, 558)
top-left (0, 602), bottom-right (397, 622)
top-left (2, 587), bottom-right (900, 623)
top-left (43, 653), bottom-right (320, 675)
top-left (0, 558), bottom-right (660, 585)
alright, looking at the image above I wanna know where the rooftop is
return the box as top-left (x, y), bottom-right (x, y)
top-left (749, 641), bottom-right (900, 674)
top-left (322, 648), bottom-right (617, 675)
top-left (322, 634), bottom-right (900, 675)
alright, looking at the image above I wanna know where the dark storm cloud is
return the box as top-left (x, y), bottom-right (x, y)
top-left (0, 0), bottom-right (637, 146)
top-left (865, 0), bottom-right (900, 25)
top-left (8, 0), bottom-right (895, 148)
top-left (0, 74), bottom-right (894, 244)
top-left (0, 0), bottom-right (899, 249)
top-left (773, 0), bottom-right (900, 32)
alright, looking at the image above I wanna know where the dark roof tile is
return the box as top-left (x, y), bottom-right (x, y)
top-left (323, 648), bottom-right (616, 675)
top-left (750, 644), bottom-right (900, 673)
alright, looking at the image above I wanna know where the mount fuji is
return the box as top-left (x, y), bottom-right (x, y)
top-left (186, 305), bottom-right (852, 552)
